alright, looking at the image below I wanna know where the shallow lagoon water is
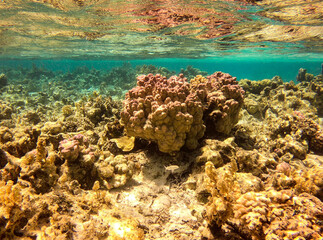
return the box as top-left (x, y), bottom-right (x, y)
top-left (1, 57), bottom-right (322, 81)
top-left (0, 1), bottom-right (323, 240)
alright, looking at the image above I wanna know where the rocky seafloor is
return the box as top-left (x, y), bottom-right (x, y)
top-left (0, 64), bottom-right (322, 240)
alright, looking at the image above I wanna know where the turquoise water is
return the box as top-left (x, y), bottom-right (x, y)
top-left (1, 58), bottom-right (321, 81)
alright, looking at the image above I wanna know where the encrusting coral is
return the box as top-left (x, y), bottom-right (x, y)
top-left (121, 72), bottom-right (244, 153)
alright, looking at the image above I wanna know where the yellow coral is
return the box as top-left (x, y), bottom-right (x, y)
top-left (110, 136), bottom-right (135, 152)
top-left (190, 75), bottom-right (207, 87)
top-left (0, 180), bottom-right (22, 220)
top-left (204, 160), bottom-right (241, 225)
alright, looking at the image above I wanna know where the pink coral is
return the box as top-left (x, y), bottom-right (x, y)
top-left (121, 73), bottom-right (205, 153)
top-left (59, 139), bottom-right (80, 162)
top-left (276, 161), bottom-right (291, 176)
top-left (197, 72), bottom-right (245, 134)
top-left (121, 72), bottom-right (244, 153)
top-left (59, 134), bottom-right (88, 162)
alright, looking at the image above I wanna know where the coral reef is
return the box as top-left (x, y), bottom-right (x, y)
top-left (196, 72), bottom-right (245, 134)
top-left (236, 72), bottom-right (323, 161)
top-left (136, 64), bottom-right (176, 78)
top-left (203, 152), bottom-right (323, 240)
top-left (104, 62), bottom-right (136, 90)
top-left (0, 65), bottom-right (322, 240)
top-left (121, 73), bottom-right (205, 153)
top-left (0, 101), bottom-right (13, 120)
top-left (239, 76), bottom-right (283, 95)
top-left (297, 68), bottom-right (314, 82)
top-left (121, 72), bottom-right (244, 153)
top-left (0, 179), bottom-right (144, 240)
top-left (270, 113), bottom-right (323, 156)
top-left (95, 154), bottom-right (138, 189)
top-left (234, 190), bottom-right (323, 240)
top-left (0, 126), bottom-right (40, 158)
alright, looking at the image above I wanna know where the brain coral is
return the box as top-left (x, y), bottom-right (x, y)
top-left (121, 73), bottom-right (205, 153)
top-left (121, 72), bottom-right (244, 153)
